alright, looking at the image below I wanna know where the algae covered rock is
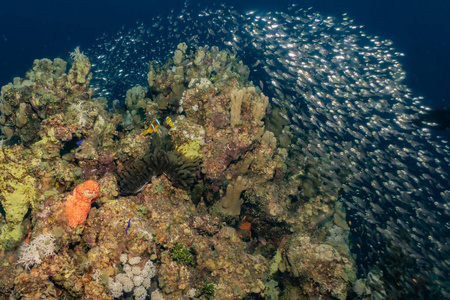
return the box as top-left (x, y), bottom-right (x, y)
top-left (193, 226), bottom-right (268, 298)
top-left (285, 233), bottom-right (356, 299)
top-left (0, 145), bottom-right (38, 244)
top-left (0, 47), bottom-right (92, 145)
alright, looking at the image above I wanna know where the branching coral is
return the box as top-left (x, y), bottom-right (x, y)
top-left (116, 133), bottom-right (200, 195)
top-left (217, 175), bottom-right (247, 216)
top-left (229, 86), bottom-right (269, 127)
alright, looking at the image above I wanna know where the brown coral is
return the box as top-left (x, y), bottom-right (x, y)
top-left (285, 233), bottom-right (356, 299)
top-left (217, 175), bottom-right (247, 216)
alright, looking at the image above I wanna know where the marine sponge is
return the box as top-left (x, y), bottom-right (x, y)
top-left (116, 133), bottom-right (200, 195)
top-left (65, 180), bottom-right (100, 228)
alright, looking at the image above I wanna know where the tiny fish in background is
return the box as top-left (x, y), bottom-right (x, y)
top-left (77, 140), bottom-right (84, 146)
top-left (142, 119), bottom-right (160, 135)
top-left (164, 116), bottom-right (174, 129)
top-left (125, 218), bottom-right (131, 234)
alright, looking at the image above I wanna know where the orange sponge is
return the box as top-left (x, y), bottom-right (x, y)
top-left (65, 180), bottom-right (100, 228)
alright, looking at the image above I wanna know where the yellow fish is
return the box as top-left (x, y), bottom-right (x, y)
top-left (164, 116), bottom-right (174, 129)
top-left (142, 119), bottom-right (160, 135)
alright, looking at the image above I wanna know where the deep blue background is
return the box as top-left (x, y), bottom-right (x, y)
top-left (1, 0), bottom-right (449, 108)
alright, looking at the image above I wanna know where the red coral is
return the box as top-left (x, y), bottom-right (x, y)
top-left (65, 180), bottom-right (100, 228)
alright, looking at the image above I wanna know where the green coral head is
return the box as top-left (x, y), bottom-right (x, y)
top-left (195, 279), bottom-right (215, 300)
top-left (169, 243), bottom-right (195, 266)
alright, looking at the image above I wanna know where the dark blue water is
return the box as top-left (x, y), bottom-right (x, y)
top-left (1, 0), bottom-right (449, 109)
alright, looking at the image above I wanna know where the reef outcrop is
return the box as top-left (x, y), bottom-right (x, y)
top-left (0, 44), bottom-right (356, 300)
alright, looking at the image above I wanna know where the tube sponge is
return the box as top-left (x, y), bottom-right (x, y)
top-left (65, 180), bottom-right (100, 228)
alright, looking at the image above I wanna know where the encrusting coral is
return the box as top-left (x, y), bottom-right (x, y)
top-left (65, 180), bottom-right (100, 228)
top-left (0, 145), bottom-right (38, 244)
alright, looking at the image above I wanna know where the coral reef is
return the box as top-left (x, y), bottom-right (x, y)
top-left (0, 48), bottom-right (91, 144)
top-left (0, 44), bottom-right (358, 300)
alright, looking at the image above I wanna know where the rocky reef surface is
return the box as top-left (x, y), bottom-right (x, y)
top-left (0, 45), bottom-right (356, 299)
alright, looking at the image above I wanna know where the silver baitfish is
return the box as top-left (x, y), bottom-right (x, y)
top-left (87, 3), bottom-right (449, 298)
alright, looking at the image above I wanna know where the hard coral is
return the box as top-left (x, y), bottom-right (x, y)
top-left (65, 180), bottom-right (100, 228)
top-left (108, 253), bottom-right (156, 300)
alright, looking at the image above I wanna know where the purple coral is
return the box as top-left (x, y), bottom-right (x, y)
top-left (211, 111), bottom-right (229, 128)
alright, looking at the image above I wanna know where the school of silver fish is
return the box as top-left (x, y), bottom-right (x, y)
top-left (87, 2), bottom-right (450, 298)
